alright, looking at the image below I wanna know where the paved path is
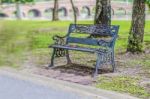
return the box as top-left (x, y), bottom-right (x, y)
top-left (0, 74), bottom-right (93, 99)
top-left (0, 68), bottom-right (139, 99)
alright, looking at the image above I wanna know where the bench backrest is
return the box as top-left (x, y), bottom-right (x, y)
top-left (66, 24), bottom-right (119, 48)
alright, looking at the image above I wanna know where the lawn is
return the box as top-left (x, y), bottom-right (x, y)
top-left (1, 20), bottom-right (150, 51)
top-left (0, 20), bottom-right (150, 98)
top-left (0, 20), bottom-right (149, 65)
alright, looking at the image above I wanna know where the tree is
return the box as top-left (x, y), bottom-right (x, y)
top-left (70, 0), bottom-right (77, 24)
top-left (0, 0), bottom-right (2, 9)
top-left (127, 0), bottom-right (150, 53)
top-left (52, 0), bottom-right (59, 21)
top-left (15, 1), bottom-right (22, 19)
top-left (91, 0), bottom-right (111, 37)
top-left (94, 0), bottom-right (111, 25)
top-left (1, 0), bottom-right (34, 19)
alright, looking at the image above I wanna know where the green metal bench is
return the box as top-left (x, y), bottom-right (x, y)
top-left (48, 24), bottom-right (119, 77)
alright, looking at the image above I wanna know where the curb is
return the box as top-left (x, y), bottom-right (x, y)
top-left (0, 67), bottom-right (139, 99)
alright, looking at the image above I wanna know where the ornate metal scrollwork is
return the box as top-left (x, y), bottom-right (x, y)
top-left (97, 39), bottom-right (110, 47)
top-left (53, 35), bottom-right (67, 57)
top-left (72, 24), bottom-right (112, 36)
top-left (96, 48), bottom-right (112, 64)
top-left (55, 48), bottom-right (66, 57)
top-left (53, 35), bottom-right (66, 45)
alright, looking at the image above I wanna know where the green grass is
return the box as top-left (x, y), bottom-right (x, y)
top-left (1, 20), bottom-right (150, 50)
top-left (0, 20), bottom-right (150, 66)
top-left (96, 76), bottom-right (150, 98)
top-left (0, 22), bottom-right (149, 65)
top-left (0, 21), bottom-right (80, 66)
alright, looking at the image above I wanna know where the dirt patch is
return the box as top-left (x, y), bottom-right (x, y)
top-left (21, 49), bottom-right (150, 89)
top-left (33, 64), bottom-right (113, 85)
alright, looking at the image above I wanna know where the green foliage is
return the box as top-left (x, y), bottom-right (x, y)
top-left (146, 0), bottom-right (150, 8)
top-left (146, 0), bottom-right (150, 4)
top-left (1, 0), bottom-right (34, 3)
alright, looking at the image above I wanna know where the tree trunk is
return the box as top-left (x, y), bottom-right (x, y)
top-left (91, 0), bottom-right (111, 37)
top-left (70, 0), bottom-right (77, 24)
top-left (94, 0), bottom-right (111, 25)
top-left (127, 0), bottom-right (145, 53)
top-left (16, 2), bottom-right (22, 20)
top-left (0, 0), bottom-right (2, 10)
top-left (52, 0), bottom-right (59, 21)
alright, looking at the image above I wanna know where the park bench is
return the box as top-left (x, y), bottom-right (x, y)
top-left (48, 24), bottom-right (119, 77)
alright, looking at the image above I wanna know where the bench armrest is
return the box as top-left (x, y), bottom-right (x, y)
top-left (52, 35), bottom-right (67, 45)
top-left (96, 47), bottom-right (112, 54)
top-left (97, 35), bottom-right (118, 47)
top-left (98, 39), bottom-right (111, 47)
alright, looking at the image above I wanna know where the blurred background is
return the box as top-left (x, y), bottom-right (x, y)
top-left (0, 0), bottom-right (150, 20)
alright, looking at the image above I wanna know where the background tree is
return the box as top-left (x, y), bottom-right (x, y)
top-left (0, 0), bottom-right (2, 9)
top-left (52, 0), bottom-right (59, 21)
top-left (94, 0), bottom-right (111, 25)
top-left (70, 0), bottom-right (77, 24)
top-left (91, 0), bottom-right (111, 37)
top-left (1, 0), bottom-right (34, 19)
top-left (127, 0), bottom-right (150, 53)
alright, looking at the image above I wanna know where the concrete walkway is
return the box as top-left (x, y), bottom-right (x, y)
top-left (0, 75), bottom-right (95, 99)
top-left (0, 68), bottom-right (139, 99)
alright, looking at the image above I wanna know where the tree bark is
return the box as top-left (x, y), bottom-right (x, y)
top-left (70, 0), bottom-right (77, 24)
top-left (94, 0), bottom-right (111, 25)
top-left (91, 0), bottom-right (111, 37)
top-left (52, 0), bottom-right (59, 21)
top-left (127, 0), bottom-right (145, 53)
top-left (16, 2), bottom-right (22, 20)
top-left (0, 0), bottom-right (2, 10)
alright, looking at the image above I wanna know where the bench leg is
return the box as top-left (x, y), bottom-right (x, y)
top-left (111, 52), bottom-right (115, 72)
top-left (93, 54), bottom-right (101, 78)
top-left (66, 50), bottom-right (72, 64)
top-left (93, 61), bottom-right (99, 78)
top-left (48, 49), bottom-right (56, 67)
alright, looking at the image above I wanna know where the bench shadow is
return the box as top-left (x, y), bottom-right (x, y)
top-left (48, 63), bottom-right (113, 77)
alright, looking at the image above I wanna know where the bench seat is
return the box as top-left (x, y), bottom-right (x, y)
top-left (49, 44), bottom-right (111, 53)
top-left (49, 45), bottom-right (97, 53)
